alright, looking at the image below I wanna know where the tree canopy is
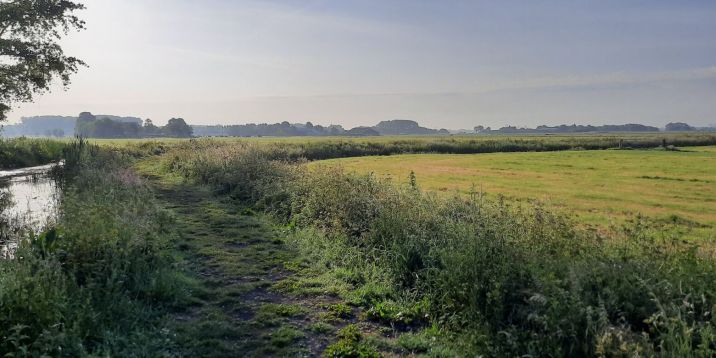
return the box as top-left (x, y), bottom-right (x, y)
top-left (0, 0), bottom-right (85, 121)
top-left (164, 117), bottom-right (193, 137)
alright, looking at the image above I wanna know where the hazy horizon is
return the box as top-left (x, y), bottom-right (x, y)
top-left (6, 0), bottom-right (716, 128)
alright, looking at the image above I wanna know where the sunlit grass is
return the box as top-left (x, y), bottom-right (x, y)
top-left (315, 146), bottom-right (716, 240)
top-left (84, 132), bottom-right (716, 148)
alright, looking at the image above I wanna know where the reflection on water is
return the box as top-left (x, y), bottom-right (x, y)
top-left (0, 163), bottom-right (61, 257)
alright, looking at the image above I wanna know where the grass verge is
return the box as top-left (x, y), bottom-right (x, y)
top-left (1, 140), bottom-right (184, 356)
top-left (0, 137), bottom-right (65, 169)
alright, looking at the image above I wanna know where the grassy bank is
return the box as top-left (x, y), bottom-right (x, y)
top-left (0, 141), bottom-right (183, 356)
top-left (90, 132), bottom-right (716, 160)
top-left (0, 137), bottom-right (66, 169)
top-left (155, 140), bottom-right (716, 356)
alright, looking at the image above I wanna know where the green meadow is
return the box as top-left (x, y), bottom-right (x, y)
top-left (316, 146), bottom-right (716, 240)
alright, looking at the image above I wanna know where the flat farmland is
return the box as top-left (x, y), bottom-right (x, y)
top-left (315, 146), bottom-right (716, 239)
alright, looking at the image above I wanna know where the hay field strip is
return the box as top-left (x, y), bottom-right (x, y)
top-left (315, 146), bottom-right (716, 239)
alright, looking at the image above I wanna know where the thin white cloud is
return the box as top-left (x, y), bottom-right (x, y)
top-left (496, 67), bottom-right (716, 93)
top-left (211, 66), bottom-right (716, 101)
top-left (240, 1), bottom-right (415, 39)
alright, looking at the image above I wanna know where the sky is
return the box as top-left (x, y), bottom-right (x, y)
top-left (6, 0), bottom-right (716, 128)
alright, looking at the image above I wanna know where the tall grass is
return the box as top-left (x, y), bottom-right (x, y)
top-left (144, 133), bottom-right (716, 168)
top-left (0, 140), bottom-right (182, 356)
top-left (160, 140), bottom-right (716, 356)
top-left (0, 137), bottom-right (65, 169)
top-left (283, 133), bottom-right (716, 160)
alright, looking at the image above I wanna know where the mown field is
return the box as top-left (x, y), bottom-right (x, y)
top-left (316, 146), bottom-right (716, 240)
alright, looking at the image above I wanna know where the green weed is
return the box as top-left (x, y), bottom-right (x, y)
top-left (324, 325), bottom-right (380, 358)
top-left (0, 140), bottom-right (182, 356)
top-left (0, 137), bottom-right (65, 169)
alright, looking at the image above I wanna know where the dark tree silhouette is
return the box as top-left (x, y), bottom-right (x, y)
top-left (164, 117), bottom-right (193, 137)
top-left (0, 0), bottom-right (86, 121)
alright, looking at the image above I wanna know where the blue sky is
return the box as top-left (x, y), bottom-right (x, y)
top-left (8, 0), bottom-right (716, 128)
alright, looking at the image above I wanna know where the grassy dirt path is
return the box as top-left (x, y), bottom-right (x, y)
top-left (135, 158), bottom-right (437, 357)
top-left (143, 174), bottom-right (348, 357)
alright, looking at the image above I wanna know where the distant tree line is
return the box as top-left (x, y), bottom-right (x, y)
top-left (75, 112), bottom-right (192, 138)
top-left (192, 121), bottom-right (348, 137)
top-left (4, 115), bottom-right (715, 139)
top-left (475, 123), bottom-right (660, 134)
top-left (662, 122), bottom-right (713, 132)
top-left (373, 119), bottom-right (450, 135)
top-left (191, 119), bottom-right (448, 137)
top-left (0, 116), bottom-right (75, 137)
top-left (474, 122), bottom-right (716, 134)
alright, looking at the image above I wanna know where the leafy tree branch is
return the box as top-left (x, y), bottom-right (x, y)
top-left (0, 0), bottom-right (85, 121)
